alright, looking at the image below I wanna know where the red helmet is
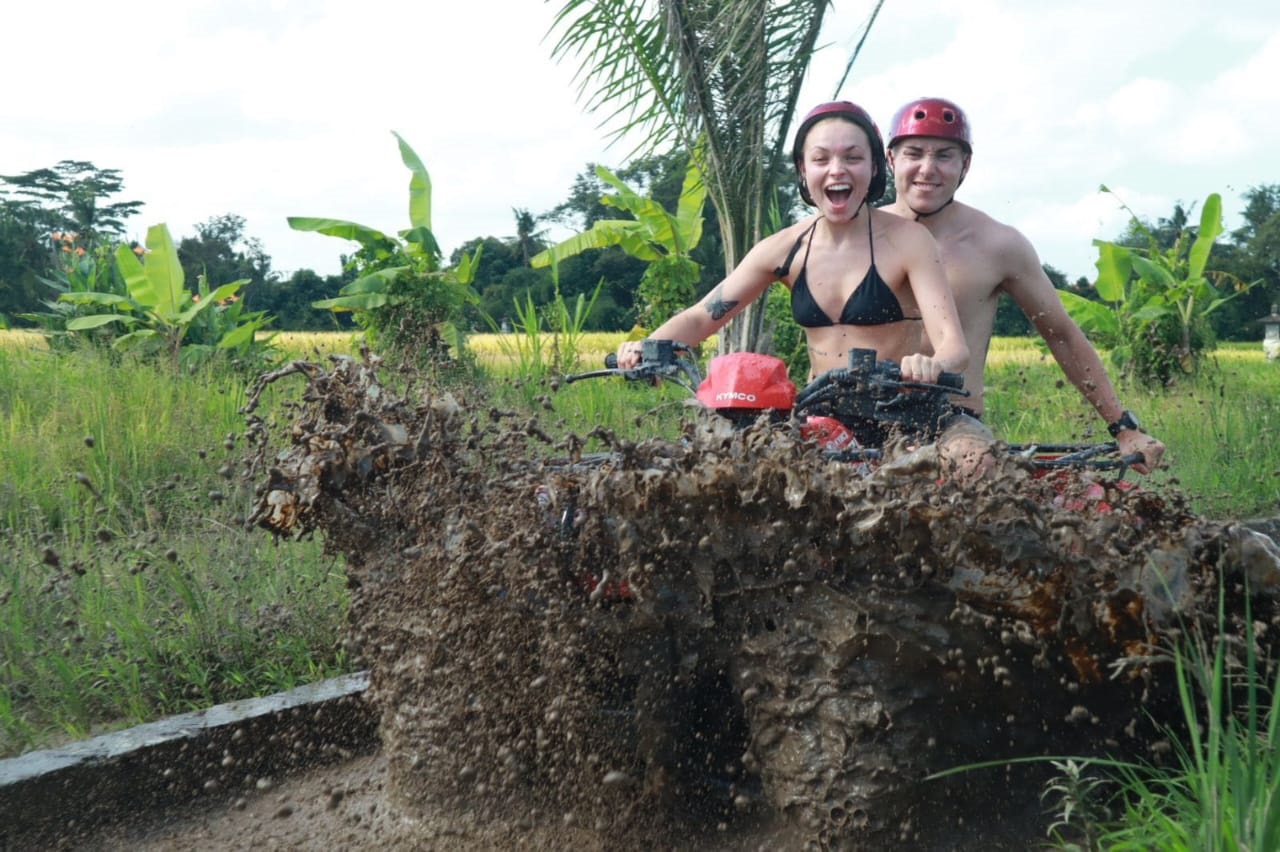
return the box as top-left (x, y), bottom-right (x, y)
top-left (888, 97), bottom-right (972, 153)
top-left (792, 100), bottom-right (887, 206)
top-left (696, 352), bottom-right (796, 413)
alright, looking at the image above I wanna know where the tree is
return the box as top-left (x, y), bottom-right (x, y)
top-left (554, 149), bottom-right (729, 299)
top-left (59, 223), bottom-right (272, 371)
top-left (991, 264), bottom-right (1070, 337)
top-left (253, 268), bottom-right (353, 331)
top-left (178, 214), bottom-right (274, 308)
top-left (1219, 184), bottom-right (1280, 339)
top-left (511, 208), bottom-right (547, 266)
top-left (532, 152), bottom-right (709, 329)
top-left (1061, 189), bottom-right (1248, 385)
top-left (1, 160), bottom-right (143, 252)
top-left (0, 160), bottom-right (144, 322)
top-left (548, 0), bottom-right (885, 354)
top-left (289, 132), bottom-right (481, 366)
top-left (0, 205), bottom-right (50, 323)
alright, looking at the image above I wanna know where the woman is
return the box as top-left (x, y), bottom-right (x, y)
top-left (616, 100), bottom-right (971, 445)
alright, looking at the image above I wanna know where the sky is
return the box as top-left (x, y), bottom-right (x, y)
top-left (2, 0), bottom-right (1277, 285)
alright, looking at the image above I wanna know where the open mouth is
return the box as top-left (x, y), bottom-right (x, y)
top-left (825, 183), bottom-right (852, 204)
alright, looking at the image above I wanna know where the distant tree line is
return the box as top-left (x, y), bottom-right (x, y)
top-left (3, 159), bottom-right (1278, 342)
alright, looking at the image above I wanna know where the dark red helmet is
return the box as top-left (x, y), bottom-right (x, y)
top-left (792, 101), bottom-right (887, 206)
top-left (696, 352), bottom-right (796, 413)
top-left (888, 97), bottom-right (972, 153)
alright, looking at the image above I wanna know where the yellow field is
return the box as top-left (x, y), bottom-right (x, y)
top-left (466, 331), bottom-right (625, 368)
top-left (0, 329), bottom-right (47, 350)
top-left (268, 330), bottom-right (364, 357)
top-left (5, 328), bottom-right (1268, 368)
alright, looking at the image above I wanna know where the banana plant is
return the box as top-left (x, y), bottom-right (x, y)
top-left (1060, 188), bottom-right (1254, 382)
top-left (60, 223), bottom-right (264, 369)
top-left (288, 132), bottom-right (480, 358)
top-left (531, 146), bottom-right (707, 328)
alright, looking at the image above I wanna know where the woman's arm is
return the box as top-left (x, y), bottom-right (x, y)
top-left (900, 222), bottom-right (968, 379)
top-left (616, 232), bottom-right (787, 368)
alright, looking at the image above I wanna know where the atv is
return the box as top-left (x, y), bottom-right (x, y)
top-left (247, 344), bottom-right (1280, 850)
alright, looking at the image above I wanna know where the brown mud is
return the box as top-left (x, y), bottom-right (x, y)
top-left (224, 351), bottom-right (1280, 851)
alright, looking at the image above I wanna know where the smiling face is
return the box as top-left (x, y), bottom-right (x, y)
top-left (799, 117), bottom-right (875, 220)
top-left (888, 137), bottom-right (970, 214)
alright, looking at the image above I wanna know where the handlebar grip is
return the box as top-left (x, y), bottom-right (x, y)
top-left (604, 353), bottom-right (618, 369)
top-left (938, 371), bottom-right (964, 390)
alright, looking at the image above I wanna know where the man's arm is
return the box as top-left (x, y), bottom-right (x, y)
top-left (1000, 229), bottom-right (1166, 473)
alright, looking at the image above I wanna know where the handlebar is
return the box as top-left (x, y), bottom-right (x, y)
top-left (562, 339), bottom-right (703, 393)
top-left (793, 348), bottom-right (969, 440)
top-left (1008, 442), bottom-right (1147, 481)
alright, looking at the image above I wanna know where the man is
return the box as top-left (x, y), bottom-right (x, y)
top-left (884, 96), bottom-right (1165, 474)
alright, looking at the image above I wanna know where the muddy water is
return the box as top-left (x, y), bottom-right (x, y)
top-left (245, 353), bottom-right (1280, 851)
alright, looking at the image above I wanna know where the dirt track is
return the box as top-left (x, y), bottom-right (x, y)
top-left (84, 747), bottom-right (1045, 852)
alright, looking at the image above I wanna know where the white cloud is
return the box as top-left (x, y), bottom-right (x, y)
top-left (2, 0), bottom-right (1277, 284)
top-left (1104, 79), bottom-right (1175, 130)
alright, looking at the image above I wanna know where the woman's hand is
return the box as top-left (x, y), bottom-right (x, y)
top-left (616, 339), bottom-right (645, 370)
top-left (899, 353), bottom-right (945, 383)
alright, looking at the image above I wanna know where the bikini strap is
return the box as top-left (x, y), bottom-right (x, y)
top-left (866, 208), bottom-right (875, 265)
top-left (773, 219), bottom-right (820, 278)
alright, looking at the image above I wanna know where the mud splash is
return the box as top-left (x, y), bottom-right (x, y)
top-left (245, 352), bottom-right (1280, 850)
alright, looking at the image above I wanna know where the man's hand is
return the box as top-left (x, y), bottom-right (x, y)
top-left (1118, 430), bottom-right (1165, 475)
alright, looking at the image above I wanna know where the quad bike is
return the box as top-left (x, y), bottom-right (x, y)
top-left (247, 345), bottom-right (1280, 851)
top-left (565, 338), bottom-right (1145, 478)
top-left (556, 338), bottom-right (1145, 566)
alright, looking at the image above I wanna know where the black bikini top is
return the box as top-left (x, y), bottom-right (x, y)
top-left (775, 215), bottom-right (921, 328)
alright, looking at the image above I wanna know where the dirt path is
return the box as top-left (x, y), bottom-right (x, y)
top-left (68, 746), bottom-right (1048, 852)
top-left (87, 750), bottom-right (802, 852)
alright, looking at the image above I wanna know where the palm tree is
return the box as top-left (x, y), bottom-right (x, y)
top-left (511, 207), bottom-right (546, 266)
top-left (548, 0), bottom-right (884, 353)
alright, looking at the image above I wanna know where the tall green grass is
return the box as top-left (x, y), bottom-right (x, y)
top-left (1041, 591), bottom-right (1280, 851)
top-left (982, 340), bottom-right (1280, 519)
top-left (0, 343), bottom-right (349, 756)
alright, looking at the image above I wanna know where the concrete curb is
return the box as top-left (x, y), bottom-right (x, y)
top-left (0, 671), bottom-right (376, 848)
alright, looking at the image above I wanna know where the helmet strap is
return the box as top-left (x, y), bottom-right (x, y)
top-left (910, 196), bottom-right (954, 221)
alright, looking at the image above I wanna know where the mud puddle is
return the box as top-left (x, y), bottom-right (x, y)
top-left (235, 352), bottom-right (1280, 850)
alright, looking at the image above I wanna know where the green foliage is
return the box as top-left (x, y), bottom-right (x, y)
top-left (637, 254), bottom-right (699, 330)
top-left (56, 223), bottom-right (273, 371)
top-left (763, 281), bottom-right (809, 383)
top-left (532, 149), bottom-right (707, 329)
top-left (178, 214), bottom-right (274, 313)
top-left (17, 232), bottom-right (127, 350)
top-left (0, 344), bottom-right (348, 755)
top-left (253, 268), bottom-right (354, 331)
top-left (1053, 594), bottom-right (1280, 851)
top-left (1061, 188), bottom-right (1254, 386)
top-left (483, 256), bottom-right (605, 386)
top-left (993, 264), bottom-right (1069, 338)
top-left (289, 132), bottom-right (480, 367)
top-left (1, 160), bottom-right (143, 249)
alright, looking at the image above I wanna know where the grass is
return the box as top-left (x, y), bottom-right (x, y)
top-left (981, 340), bottom-right (1280, 519)
top-left (0, 340), bottom-right (349, 756)
top-left (1, 330), bottom-right (1278, 760)
top-left (1039, 593), bottom-right (1280, 851)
